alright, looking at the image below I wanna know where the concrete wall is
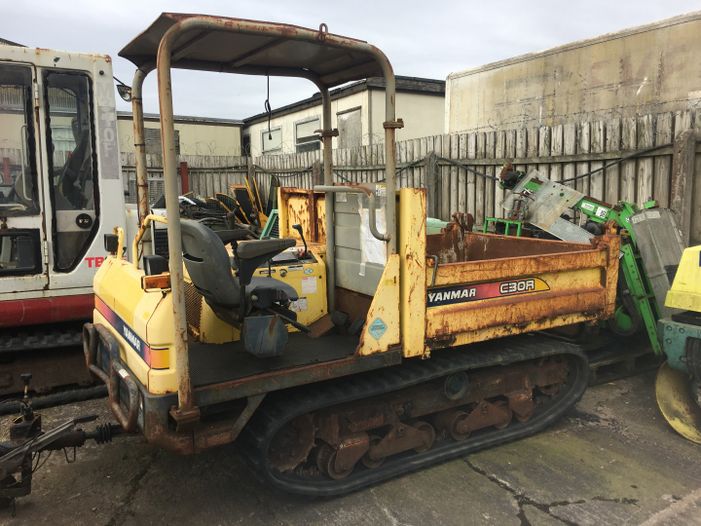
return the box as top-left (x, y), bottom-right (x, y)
top-left (246, 89), bottom-right (445, 157)
top-left (446, 12), bottom-right (701, 133)
top-left (117, 116), bottom-right (243, 156)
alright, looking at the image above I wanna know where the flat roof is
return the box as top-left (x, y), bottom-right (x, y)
top-left (116, 111), bottom-right (243, 126)
top-left (0, 37), bottom-right (23, 47)
top-left (244, 75), bottom-right (444, 125)
top-left (119, 13), bottom-right (386, 88)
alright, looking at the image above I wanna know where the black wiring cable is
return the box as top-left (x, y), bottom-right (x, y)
top-left (264, 74), bottom-right (273, 140)
top-left (32, 449), bottom-right (53, 473)
top-left (247, 142), bottom-right (673, 187)
top-left (559, 142), bottom-right (672, 183)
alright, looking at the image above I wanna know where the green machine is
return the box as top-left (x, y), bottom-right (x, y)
top-left (486, 168), bottom-right (685, 356)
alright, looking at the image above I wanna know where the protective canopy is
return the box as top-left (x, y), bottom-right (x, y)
top-left (118, 13), bottom-right (386, 87)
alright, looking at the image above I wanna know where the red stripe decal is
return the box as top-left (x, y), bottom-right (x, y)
top-left (0, 294), bottom-right (94, 327)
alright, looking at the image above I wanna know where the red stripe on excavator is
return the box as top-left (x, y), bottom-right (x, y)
top-left (94, 296), bottom-right (166, 369)
top-left (0, 294), bottom-right (94, 327)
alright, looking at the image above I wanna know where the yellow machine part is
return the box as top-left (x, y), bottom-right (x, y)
top-left (93, 246), bottom-right (328, 394)
top-left (185, 249), bottom-right (327, 344)
top-left (397, 188), bottom-right (620, 356)
top-left (655, 362), bottom-right (701, 444)
top-left (655, 244), bottom-right (701, 444)
top-left (665, 245), bottom-right (701, 312)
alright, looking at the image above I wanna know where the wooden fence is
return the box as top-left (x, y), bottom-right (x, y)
top-left (121, 107), bottom-right (701, 244)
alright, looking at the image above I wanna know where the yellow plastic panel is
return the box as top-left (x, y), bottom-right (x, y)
top-left (357, 254), bottom-right (401, 355)
top-left (666, 245), bottom-right (701, 312)
top-left (399, 188), bottom-right (427, 358)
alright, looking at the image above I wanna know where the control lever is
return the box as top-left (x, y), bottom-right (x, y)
top-left (19, 373), bottom-right (33, 420)
top-left (291, 223), bottom-right (308, 258)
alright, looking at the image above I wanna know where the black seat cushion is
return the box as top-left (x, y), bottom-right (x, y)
top-left (237, 238), bottom-right (295, 261)
top-left (181, 219), bottom-right (297, 320)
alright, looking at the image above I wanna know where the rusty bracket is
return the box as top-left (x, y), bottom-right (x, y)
top-left (169, 405), bottom-right (201, 432)
top-left (383, 119), bottom-right (404, 129)
top-left (428, 255), bottom-right (439, 287)
top-left (316, 128), bottom-right (339, 138)
top-left (334, 432), bottom-right (370, 473)
top-left (316, 22), bottom-right (329, 41)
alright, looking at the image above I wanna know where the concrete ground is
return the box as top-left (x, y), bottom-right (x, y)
top-left (1, 371), bottom-right (699, 526)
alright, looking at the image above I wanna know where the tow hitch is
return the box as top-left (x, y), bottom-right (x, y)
top-left (0, 374), bottom-right (121, 515)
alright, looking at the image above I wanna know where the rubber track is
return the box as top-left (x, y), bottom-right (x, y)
top-left (241, 334), bottom-right (589, 496)
top-left (0, 323), bottom-right (83, 354)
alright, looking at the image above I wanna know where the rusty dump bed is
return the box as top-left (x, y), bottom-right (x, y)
top-left (423, 227), bottom-right (620, 350)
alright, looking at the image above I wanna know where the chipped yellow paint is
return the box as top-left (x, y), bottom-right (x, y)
top-left (278, 187), bottom-right (326, 244)
top-left (399, 188), bottom-right (427, 358)
top-left (425, 268), bottom-right (606, 340)
top-left (357, 254), bottom-right (400, 355)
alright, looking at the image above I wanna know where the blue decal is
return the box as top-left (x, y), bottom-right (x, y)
top-left (368, 318), bottom-right (387, 340)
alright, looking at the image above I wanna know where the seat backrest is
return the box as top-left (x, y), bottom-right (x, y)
top-left (181, 219), bottom-right (240, 309)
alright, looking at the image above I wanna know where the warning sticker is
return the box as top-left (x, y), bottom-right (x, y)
top-left (301, 276), bottom-right (317, 294)
top-left (368, 318), bottom-right (387, 340)
top-left (290, 298), bottom-right (308, 312)
top-left (427, 277), bottom-right (549, 307)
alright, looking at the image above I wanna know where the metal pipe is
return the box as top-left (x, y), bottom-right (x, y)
top-left (131, 66), bottom-right (153, 225)
top-left (319, 87), bottom-right (335, 311)
top-left (365, 48), bottom-right (399, 255)
top-left (131, 214), bottom-right (168, 267)
top-left (153, 15), bottom-right (400, 414)
top-left (313, 185), bottom-right (389, 242)
top-left (156, 26), bottom-right (194, 414)
top-left (0, 386), bottom-right (107, 417)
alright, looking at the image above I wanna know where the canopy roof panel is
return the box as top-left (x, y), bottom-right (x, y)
top-left (118, 13), bottom-right (387, 87)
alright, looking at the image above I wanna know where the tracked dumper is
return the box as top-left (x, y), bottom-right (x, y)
top-left (82, 13), bottom-right (620, 495)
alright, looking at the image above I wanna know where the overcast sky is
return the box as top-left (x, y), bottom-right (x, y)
top-left (5, 1), bottom-right (699, 120)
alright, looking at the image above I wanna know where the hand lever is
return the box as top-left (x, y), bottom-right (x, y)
top-left (292, 224), bottom-right (308, 258)
top-left (21, 373), bottom-right (32, 400)
top-left (20, 372), bottom-right (34, 419)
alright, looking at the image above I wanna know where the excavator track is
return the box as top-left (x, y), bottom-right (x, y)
top-left (242, 335), bottom-right (588, 496)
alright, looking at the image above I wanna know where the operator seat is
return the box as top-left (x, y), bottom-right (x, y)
top-left (180, 219), bottom-right (298, 357)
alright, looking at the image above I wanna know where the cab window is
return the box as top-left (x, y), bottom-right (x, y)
top-left (44, 70), bottom-right (99, 271)
top-left (0, 64), bottom-right (39, 216)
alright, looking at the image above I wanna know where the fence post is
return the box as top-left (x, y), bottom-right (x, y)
top-left (179, 161), bottom-right (189, 194)
top-left (311, 160), bottom-right (322, 186)
top-left (425, 152), bottom-right (440, 218)
top-left (2, 157), bottom-right (10, 184)
top-left (670, 129), bottom-right (695, 245)
top-left (247, 156), bottom-right (255, 182)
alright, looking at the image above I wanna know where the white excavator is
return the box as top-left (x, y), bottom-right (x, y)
top-left (0, 42), bottom-right (128, 395)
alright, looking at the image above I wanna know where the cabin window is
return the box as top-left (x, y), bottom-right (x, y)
top-left (0, 230), bottom-right (41, 276)
top-left (262, 127), bottom-right (282, 154)
top-left (295, 117), bottom-right (320, 153)
top-left (0, 64), bottom-right (39, 216)
top-left (337, 107), bottom-right (362, 149)
top-left (44, 70), bottom-right (99, 271)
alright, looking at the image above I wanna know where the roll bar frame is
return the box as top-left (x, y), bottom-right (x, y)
top-left (131, 16), bottom-right (401, 422)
